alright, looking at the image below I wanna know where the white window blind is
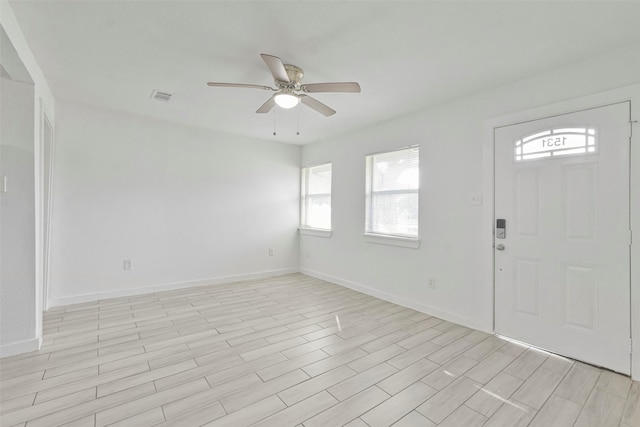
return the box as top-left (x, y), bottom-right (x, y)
top-left (301, 163), bottom-right (332, 230)
top-left (365, 146), bottom-right (419, 238)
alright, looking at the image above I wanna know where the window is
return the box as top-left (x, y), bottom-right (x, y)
top-left (365, 146), bottom-right (419, 239)
top-left (515, 127), bottom-right (597, 162)
top-left (300, 163), bottom-right (332, 230)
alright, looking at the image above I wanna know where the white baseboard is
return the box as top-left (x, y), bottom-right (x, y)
top-left (300, 268), bottom-right (489, 333)
top-left (0, 336), bottom-right (42, 358)
top-left (48, 268), bottom-right (299, 309)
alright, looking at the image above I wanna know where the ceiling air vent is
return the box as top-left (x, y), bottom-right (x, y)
top-left (150, 90), bottom-right (173, 102)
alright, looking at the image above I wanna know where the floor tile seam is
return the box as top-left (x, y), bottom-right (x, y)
top-left (52, 318), bottom-right (128, 330)
top-left (462, 401), bottom-right (493, 421)
top-left (459, 372), bottom-right (523, 418)
top-left (1, 385), bottom-right (99, 426)
top-left (104, 344), bottom-right (197, 370)
top-left (215, 393), bottom-right (286, 424)
top-left (417, 374), bottom-right (483, 417)
top-left (592, 382), bottom-right (635, 403)
top-left (304, 385), bottom-right (390, 427)
top-left (619, 385), bottom-right (640, 426)
top-left (362, 385), bottom-right (442, 425)
top-left (507, 363), bottom-right (571, 419)
top-left (0, 392), bottom-right (36, 415)
top-left (0, 357), bottom-right (53, 374)
top-left (416, 405), bottom-right (440, 425)
top-left (34, 363), bottom-right (150, 404)
top-left (39, 410), bottom-right (99, 427)
top-left (461, 336), bottom-right (511, 362)
top-left (220, 367), bottom-right (310, 409)
top-left (182, 357), bottom-right (248, 385)
top-left (162, 395), bottom-right (228, 423)
top-left (142, 335), bottom-right (222, 354)
top-left (280, 347), bottom-right (331, 365)
top-left (97, 332), bottom-right (142, 345)
top-left (526, 363), bottom-right (574, 401)
top-left (5, 357), bottom-right (104, 384)
top-left (247, 324), bottom-right (313, 344)
top-left (377, 359), bottom-right (439, 395)
top-left (258, 390), bottom-right (337, 426)
top-left (96, 360), bottom-right (198, 399)
top-left (3, 349), bottom-right (142, 382)
top-left (348, 346), bottom-right (403, 369)
top-left (479, 397), bottom-right (536, 426)
top-left (95, 378), bottom-right (212, 425)
top-left (428, 330), bottom-right (476, 348)
top-left (44, 327), bottom-right (118, 341)
top-left (43, 335), bottom-right (147, 358)
top-left (552, 368), bottom-right (602, 407)
top-left (595, 373), bottom-right (634, 401)
top-left (462, 362), bottom-right (537, 404)
top-left (142, 327), bottom-right (221, 346)
top-left (315, 371), bottom-right (362, 403)
top-left (342, 383), bottom-right (416, 425)
top-left (1, 367), bottom-right (101, 403)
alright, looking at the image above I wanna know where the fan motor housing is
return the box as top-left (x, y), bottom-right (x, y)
top-left (283, 64), bottom-right (304, 86)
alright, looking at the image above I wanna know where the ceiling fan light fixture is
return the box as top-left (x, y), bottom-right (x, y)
top-left (274, 92), bottom-right (299, 109)
top-left (207, 53), bottom-right (360, 116)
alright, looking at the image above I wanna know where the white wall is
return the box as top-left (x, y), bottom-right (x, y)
top-left (300, 44), bottom-right (640, 375)
top-left (0, 77), bottom-right (35, 349)
top-left (0, 0), bottom-right (55, 357)
top-left (48, 101), bottom-right (300, 306)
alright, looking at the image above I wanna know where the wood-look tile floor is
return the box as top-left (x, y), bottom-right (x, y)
top-left (1, 273), bottom-right (639, 427)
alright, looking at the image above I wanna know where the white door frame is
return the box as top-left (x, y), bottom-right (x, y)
top-left (41, 111), bottom-right (54, 311)
top-left (482, 83), bottom-right (640, 379)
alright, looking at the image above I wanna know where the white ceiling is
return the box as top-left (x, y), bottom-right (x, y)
top-left (9, 1), bottom-right (640, 145)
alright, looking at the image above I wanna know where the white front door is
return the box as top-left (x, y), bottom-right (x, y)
top-left (494, 102), bottom-right (631, 374)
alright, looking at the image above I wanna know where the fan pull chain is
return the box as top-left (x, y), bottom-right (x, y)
top-left (273, 109), bottom-right (277, 136)
top-left (297, 107), bottom-right (301, 136)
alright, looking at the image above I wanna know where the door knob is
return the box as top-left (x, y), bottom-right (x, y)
top-left (496, 244), bottom-right (505, 251)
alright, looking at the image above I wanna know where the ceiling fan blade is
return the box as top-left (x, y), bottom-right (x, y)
top-left (207, 82), bottom-right (274, 91)
top-left (301, 82), bottom-right (361, 93)
top-left (300, 94), bottom-right (336, 116)
top-left (256, 95), bottom-right (276, 114)
top-left (260, 53), bottom-right (290, 83)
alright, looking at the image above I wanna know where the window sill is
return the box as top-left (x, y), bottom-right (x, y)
top-left (299, 227), bottom-right (333, 238)
top-left (364, 233), bottom-right (420, 249)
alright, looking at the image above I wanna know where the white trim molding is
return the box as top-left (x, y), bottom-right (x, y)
top-left (0, 337), bottom-right (42, 358)
top-left (299, 227), bottom-right (332, 238)
top-left (363, 233), bottom-right (420, 249)
top-left (301, 268), bottom-right (487, 333)
top-left (47, 268), bottom-right (299, 308)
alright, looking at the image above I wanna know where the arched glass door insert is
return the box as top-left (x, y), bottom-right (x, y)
top-left (514, 127), bottom-right (596, 162)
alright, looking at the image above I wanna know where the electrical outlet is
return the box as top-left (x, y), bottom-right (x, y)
top-left (428, 278), bottom-right (436, 289)
top-left (123, 259), bottom-right (133, 270)
top-left (268, 248), bottom-right (274, 256)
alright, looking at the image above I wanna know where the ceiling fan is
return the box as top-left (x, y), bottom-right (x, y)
top-left (207, 53), bottom-right (361, 116)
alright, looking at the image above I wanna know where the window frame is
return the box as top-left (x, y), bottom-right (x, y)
top-left (300, 162), bottom-right (332, 236)
top-left (364, 145), bottom-right (420, 247)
